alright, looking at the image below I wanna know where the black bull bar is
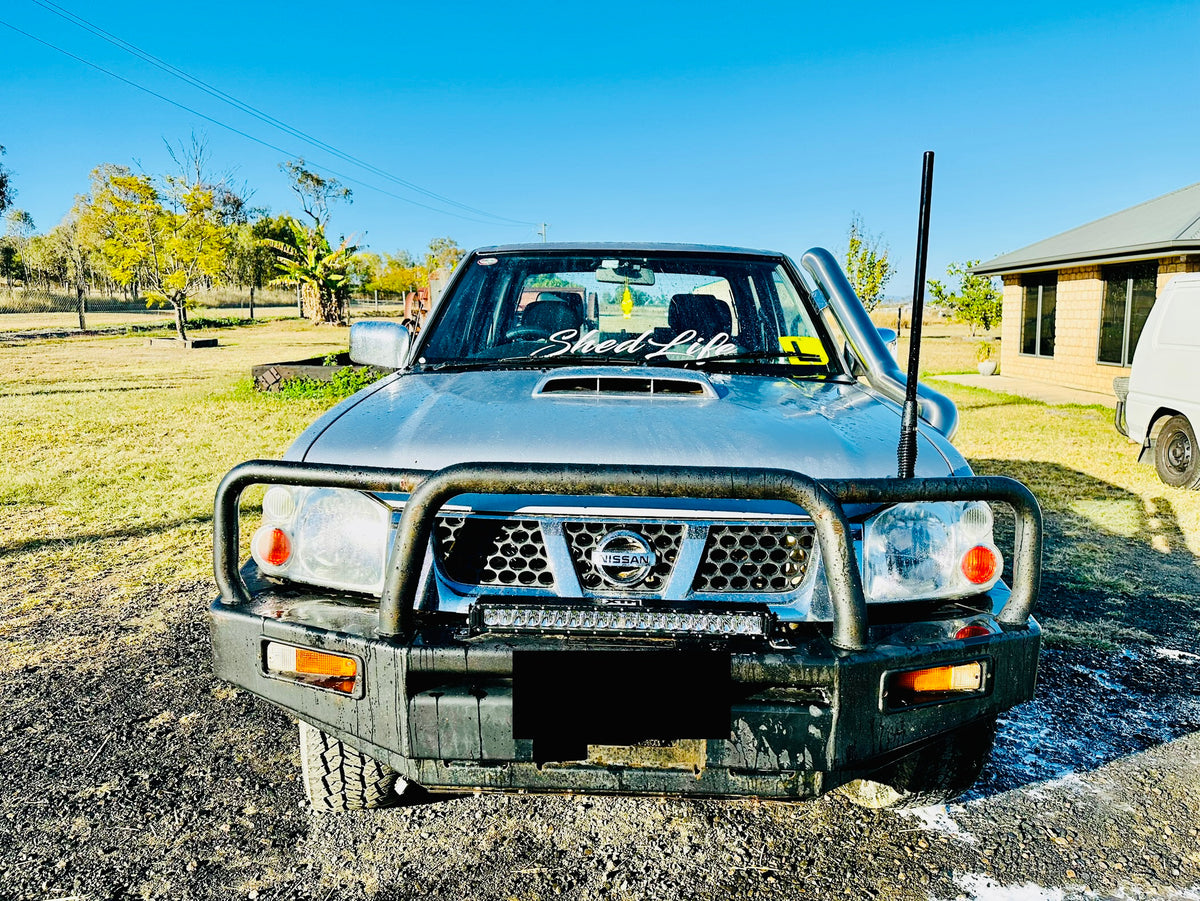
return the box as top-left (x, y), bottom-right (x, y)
top-left (214, 461), bottom-right (1042, 648)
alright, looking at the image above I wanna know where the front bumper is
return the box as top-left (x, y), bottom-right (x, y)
top-left (211, 460), bottom-right (1043, 799)
top-left (211, 593), bottom-right (1039, 799)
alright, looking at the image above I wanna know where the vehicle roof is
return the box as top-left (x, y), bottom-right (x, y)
top-left (471, 242), bottom-right (787, 259)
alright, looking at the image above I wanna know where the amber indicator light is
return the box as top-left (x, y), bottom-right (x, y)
top-left (893, 661), bottom-right (983, 694)
top-left (960, 545), bottom-right (998, 584)
top-left (262, 528), bottom-right (292, 567)
top-left (264, 642), bottom-right (358, 694)
top-left (294, 648), bottom-right (357, 678)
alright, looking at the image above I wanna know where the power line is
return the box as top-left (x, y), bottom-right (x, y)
top-left (0, 16), bottom-right (533, 228)
top-left (29, 0), bottom-right (533, 227)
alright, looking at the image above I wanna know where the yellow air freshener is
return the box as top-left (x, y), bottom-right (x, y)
top-left (621, 284), bottom-right (634, 319)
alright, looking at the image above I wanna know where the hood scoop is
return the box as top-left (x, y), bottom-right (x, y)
top-left (533, 367), bottom-right (717, 399)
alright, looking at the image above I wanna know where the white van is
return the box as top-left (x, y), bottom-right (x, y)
top-left (1117, 273), bottom-right (1200, 488)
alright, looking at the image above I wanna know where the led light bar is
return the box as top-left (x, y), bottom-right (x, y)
top-left (470, 603), bottom-right (769, 638)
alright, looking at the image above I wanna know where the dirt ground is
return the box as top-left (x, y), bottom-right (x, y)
top-left (2, 325), bottom-right (1199, 900)
top-left (3, 581), bottom-right (1198, 900)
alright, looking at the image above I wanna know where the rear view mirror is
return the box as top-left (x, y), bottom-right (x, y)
top-left (350, 320), bottom-right (412, 369)
top-left (595, 263), bottom-right (656, 286)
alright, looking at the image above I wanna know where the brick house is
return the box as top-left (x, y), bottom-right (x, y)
top-left (971, 183), bottom-right (1200, 395)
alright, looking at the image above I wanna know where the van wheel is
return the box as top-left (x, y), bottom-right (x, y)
top-left (838, 716), bottom-right (997, 809)
top-left (1154, 415), bottom-right (1200, 488)
top-left (299, 721), bottom-right (401, 810)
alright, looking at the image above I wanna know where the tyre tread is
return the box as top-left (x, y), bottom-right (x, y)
top-left (839, 716), bottom-right (997, 810)
top-left (299, 721), bottom-right (399, 810)
top-left (1154, 415), bottom-right (1200, 489)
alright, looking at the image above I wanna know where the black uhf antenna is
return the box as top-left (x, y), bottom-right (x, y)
top-left (898, 151), bottom-right (935, 479)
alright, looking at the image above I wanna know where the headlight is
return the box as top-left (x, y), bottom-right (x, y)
top-left (251, 486), bottom-right (391, 595)
top-left (861, 501), bottom-right (1002, 602)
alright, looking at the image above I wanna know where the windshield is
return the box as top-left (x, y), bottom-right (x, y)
top-left (415, 251), bottom-right (841, 377)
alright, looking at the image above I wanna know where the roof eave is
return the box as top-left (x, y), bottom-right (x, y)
top-left (970, 241), bottom-right (1200, 277)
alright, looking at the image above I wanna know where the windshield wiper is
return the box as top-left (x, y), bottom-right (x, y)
top-left (502, 353), bottom-right (647, 366)
top-left (414, 359), bottom-right (509, 373)
top-left (415, 354), bottom-right (647, 373)
top-left (680, 351), bottom-right (826, 366)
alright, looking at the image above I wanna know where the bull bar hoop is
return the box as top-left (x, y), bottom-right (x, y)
top-left (213, 460), bottom-right (1042, 652)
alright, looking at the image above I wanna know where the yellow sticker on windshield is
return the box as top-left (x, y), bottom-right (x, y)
top-left (779, 336), bottom-right (828, 365)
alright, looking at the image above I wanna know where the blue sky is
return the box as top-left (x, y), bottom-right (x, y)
top-left (2, 0), bottom-right (1198, 295)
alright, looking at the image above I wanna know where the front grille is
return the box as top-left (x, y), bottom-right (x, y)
top-left (434, 514), bottom-right (813, 597)
top-left (563, 521), bottom-right (685, 592)
top-left (693, 523), bottom-right (814, 593)
top-left (436, 516), bottom-right (555, 588)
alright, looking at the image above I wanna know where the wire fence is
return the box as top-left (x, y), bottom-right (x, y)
top-left (0, 286), bottom-right (406, 335)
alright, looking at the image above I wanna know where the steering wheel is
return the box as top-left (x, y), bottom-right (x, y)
top-left (504, 326), bottom-right (551, 341)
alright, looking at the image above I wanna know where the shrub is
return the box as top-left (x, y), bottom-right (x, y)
top-left (276, 365), bottom-right (383, 400)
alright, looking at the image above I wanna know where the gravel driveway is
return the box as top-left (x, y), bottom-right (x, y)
top-left (3, 573), bottom-right (1199, 901)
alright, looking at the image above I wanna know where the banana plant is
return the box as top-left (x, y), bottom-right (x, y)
top-left (261, 216), bottom-right (358, 324)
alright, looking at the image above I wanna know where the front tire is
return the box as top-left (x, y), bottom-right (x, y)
top-left (1154, 415), bottom-right (1200, 488)
top-left (839, 716), bottom-right (997, 809)
top-left (299, 721), bottom-right (400, 810)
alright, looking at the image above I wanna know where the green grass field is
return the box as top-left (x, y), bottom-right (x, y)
top-left (0, 321), bottom-right (349, 667)
top-left (2, 320), bottom-right (1196, 669)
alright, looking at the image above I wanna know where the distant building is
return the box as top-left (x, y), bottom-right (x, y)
top-left (972, 184), bottom-right (1200, 395)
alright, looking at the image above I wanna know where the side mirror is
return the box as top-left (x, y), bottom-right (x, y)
top-left (876, 327), bottom-right (899, 360)
top-left (350, 320), bottom-right (412, 369)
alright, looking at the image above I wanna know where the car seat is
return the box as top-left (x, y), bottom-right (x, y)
top-left (668, 293), bottom-right (733, 340)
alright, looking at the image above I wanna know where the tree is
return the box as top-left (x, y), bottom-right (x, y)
top-left (928, 260), bottom-right (1003, 336)
top-left (0, 145), bottom-right (14, 219)
top-left (347, 251), bottom-right (380, 295)
top-left (262, 216), bottom-right (358, 325)
top-left (228, 214), bottom-right (293, 317)
top-left (21, 231), bottom-right (63, 294)
top-left (424, 237), bottom-right (463, 274)
top-left (367, 250), bottom-right (423, 296)
top-left (80, 167), bottom-right (231, 340)
top-left (843, 213), bottom-right (893, 310)
top-left (51, 200), bottom-right (98, 329)
top-left (281, 158), bottom-right (352, 228)
top-left (2, 209), bottom-right (35, 289)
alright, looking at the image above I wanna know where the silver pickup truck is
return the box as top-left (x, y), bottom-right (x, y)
top-left (210, 243), bottom-right (1041, 811)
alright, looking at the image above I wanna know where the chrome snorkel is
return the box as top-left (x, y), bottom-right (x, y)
top-left (800, 246), bottom-right (959, 440)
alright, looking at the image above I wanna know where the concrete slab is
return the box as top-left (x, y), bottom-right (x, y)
top-left (146, 337), bottom-right (219, 349)
top-left (930, 373), bottom-right (1117, 408)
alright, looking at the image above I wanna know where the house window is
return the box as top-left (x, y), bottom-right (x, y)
top-left (1020, 273), bottom-right (1057, 356)
top-left (1098, 262), bottom-right (1157, 366)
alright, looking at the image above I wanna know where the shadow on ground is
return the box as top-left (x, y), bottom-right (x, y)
top-left (0, 513), bottom-right (212, 557)
top-left (967, 458), bottom-right (1200, 797)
